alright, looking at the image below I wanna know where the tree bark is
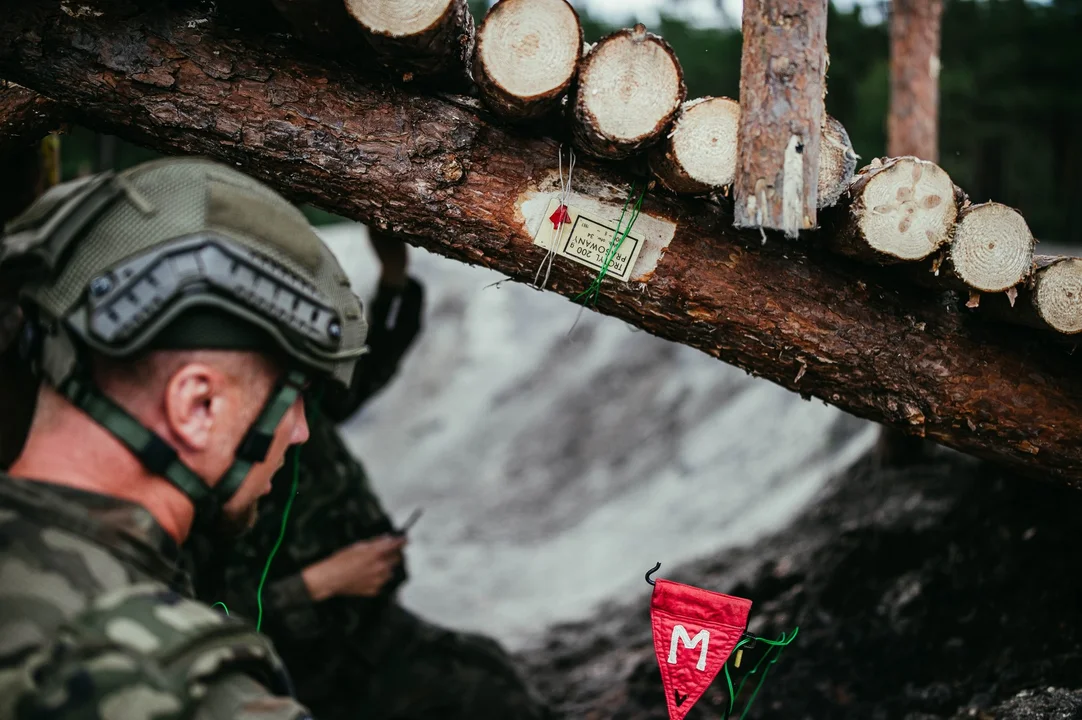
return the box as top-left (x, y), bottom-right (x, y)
top-left (888, 0), bottom-right (943, 162)
top-left (3, 0), bottom-right (1082, 485)
top-left (734, 0), bottom-right (829, 237)
top-left (0, 83), bottom-right (64, 157)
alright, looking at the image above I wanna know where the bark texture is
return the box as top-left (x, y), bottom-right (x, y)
top-left (472, 0), bottom-right (583, 121)
top-left (734, 0), bottom-right (829, 237)
top-left (2, 0), bottom-right (1082, 484)
top-left (269, 0), bottom-right (364, 55)
top-left (888, 0), bottom-right (943, 162)
top-left (0, 83), bottom-right (64, 157)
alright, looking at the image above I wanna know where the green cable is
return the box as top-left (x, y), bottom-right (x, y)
top-left (254, 388), bottom-right (323, 632)
top-left (575, 183), bottom-right (646, 307)
top-left (211, 601), bottom-right (230, 616)
top-left (255, 446), bottom-right (301, 632)
top-left (723, 627), bottom-right (800, 720)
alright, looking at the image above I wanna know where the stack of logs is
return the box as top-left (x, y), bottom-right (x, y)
top-left (10, 0), bottom-right (1081, 344)
top-left (272, 0), bottom-right (1080, 344)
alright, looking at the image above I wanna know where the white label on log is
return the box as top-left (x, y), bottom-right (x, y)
top-left (532, 198), bottom-right (648, 283)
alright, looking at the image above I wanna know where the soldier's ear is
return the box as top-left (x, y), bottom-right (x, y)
top-left (163, 361), bottom-right (227, 453)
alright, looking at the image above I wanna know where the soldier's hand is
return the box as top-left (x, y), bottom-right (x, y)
top-left (0, 301), bottom-right (23, 356)
top-left (301, 534), bottom-right (407, 601)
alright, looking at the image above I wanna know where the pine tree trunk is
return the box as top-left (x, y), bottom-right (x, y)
top-left (888, 0), bottom-right (943, 161)
top-left (734, 0), bottom-right (829, 237)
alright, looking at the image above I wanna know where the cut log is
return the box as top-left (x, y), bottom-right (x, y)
top-left (734, 0), bottom-right (829, 237)
top-left (1032, 257), bottom-right (1082, 334)
top-left (942, 202), bottom-right (1035, 293)
top-left (472, 0), bottom-right (582, 121)
top-left (571, 24), bottom-right (686, 160)
top-left (818, 114), bottom-right (858, 209)
top-left (648, 103), bottom-right (856, 204)
top-left (343, 0), bottom-right (475, 83)
top-left (888, 0), bottom-right (943, 161)
top-left (977, 256), bottom-right (1082, 337)
top-left (825, 156), bottom-right (963, 264)
top-left (647, 97), bottom-right (739, 195)
top-left (5, 0), bottom-right (1082, 485)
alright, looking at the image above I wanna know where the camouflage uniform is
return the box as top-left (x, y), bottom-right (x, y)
top-left (0, 474), bottom-right (309, 720)
top-left (186, 280), bottom-right (552, 720)
top-left (0, 158), bottom-right (371, 720)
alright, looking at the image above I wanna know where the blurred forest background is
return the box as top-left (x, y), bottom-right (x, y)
top-left (56, 0), bottom-right (1082, 245)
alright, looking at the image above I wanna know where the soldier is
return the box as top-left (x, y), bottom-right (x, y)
top-left (187, 231), bottom-right (553, 720)
top-left (0, 156), bottom-right (369, 719)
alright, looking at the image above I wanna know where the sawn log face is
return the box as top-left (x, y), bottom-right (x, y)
top-left (1, 1), bottom-right (1081, 483)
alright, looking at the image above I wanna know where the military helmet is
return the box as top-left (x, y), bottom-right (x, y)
top-left (0, 157), bottom-right (368, 518)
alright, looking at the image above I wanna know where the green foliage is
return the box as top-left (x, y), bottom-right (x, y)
top-left (61, 0), bottom-right (1082, 242)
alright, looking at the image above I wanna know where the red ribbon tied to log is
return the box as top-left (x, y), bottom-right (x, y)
top-left (650, 577), bottom-right (752, 720)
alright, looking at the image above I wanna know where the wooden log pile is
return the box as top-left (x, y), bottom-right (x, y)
top-left (1, 0), bottom-right (1080, 483)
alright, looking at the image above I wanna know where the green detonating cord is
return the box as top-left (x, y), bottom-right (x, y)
top-left (575, 182), bottom-right (646, 307)
top-left (723, 627), bottom-right (800, 720)
top-left (255, 447), bottom-right (301, 632)
top-left (211, 601), bottom-right (230, 616)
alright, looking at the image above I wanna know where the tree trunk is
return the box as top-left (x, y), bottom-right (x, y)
top-left (888, 0), bottom-right (943, 161)
top-left (3, 0), bottom-right (1082, 485)
top-left (734, 0), bottom-right (829, 238)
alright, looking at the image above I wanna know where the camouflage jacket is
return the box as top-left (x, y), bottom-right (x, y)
top-left (0, 473), bottom-right (312, 720)
top-left (183, 279), bottom-right (424, 706)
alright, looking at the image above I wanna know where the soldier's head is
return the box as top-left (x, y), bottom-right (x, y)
top-left (0, 157), bottom-right (367, 539)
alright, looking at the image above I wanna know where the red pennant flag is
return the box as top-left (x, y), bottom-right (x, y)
top-left (650, 578), bottom-right (752, 720)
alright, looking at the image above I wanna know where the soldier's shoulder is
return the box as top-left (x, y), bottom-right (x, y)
top-left (3, 582), bottom-right (307, 720)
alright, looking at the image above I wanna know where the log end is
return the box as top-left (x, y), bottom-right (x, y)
top-left (572, 26), bottom-right (686, 159)
top-left (1033, 258), bottom-right (1082, 334)
top-left (817, 114), bottom-right (857, 209)
top-left (648, 96), bottom-right (739, 195)
top-left (473, 0), bottom-right (582, 121)
top-left (346, 0), bottom-right (452, 38)
top-left (849, 156), bottom-right (958, 262)
top-left (949, 202), bottom-right (1035, 293)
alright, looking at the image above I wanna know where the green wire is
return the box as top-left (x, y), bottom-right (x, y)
top-left (723, 627), bottom-right (800, 720)
top-left (211, 601), bottom-right (230, 616)
top-left (575, 183), bottom-right (646, 307)
top-left (255, 446), bottom-right (301, 632)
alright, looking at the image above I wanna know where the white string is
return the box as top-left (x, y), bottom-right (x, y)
top-left (533, 144), bottom-right (576, 289)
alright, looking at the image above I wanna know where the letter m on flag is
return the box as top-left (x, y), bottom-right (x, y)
top-left (650, 579), bottom-right (752, 720)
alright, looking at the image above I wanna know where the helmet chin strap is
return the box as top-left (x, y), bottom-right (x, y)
top-left (55, 366), bottom-right (309, 529)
